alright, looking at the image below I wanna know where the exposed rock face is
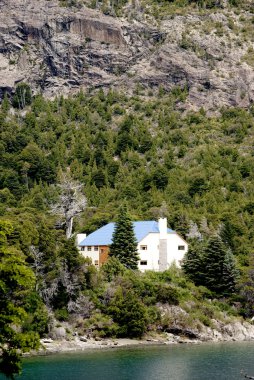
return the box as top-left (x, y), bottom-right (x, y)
top-left (0, 0), bottom-right (254, 110)
top-left (158, 304), bottom-right (254, 343)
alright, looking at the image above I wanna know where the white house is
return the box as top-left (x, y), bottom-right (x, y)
top-left (76, 218), bottom-right (188, 272)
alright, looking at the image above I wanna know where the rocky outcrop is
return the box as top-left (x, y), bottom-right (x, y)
top-left (158, 304), bottom-right (254, 343)
top-left (1, 0), bottom-right (254, 110)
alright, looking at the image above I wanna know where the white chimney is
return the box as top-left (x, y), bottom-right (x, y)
top-left (76, 233), bottom-right (87, 247)
top-left (158, 218), bottom-right (167, 239)
top-left (158, 218), bottom-right (168, 271)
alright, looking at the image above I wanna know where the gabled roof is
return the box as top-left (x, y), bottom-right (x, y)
top-left (79, 221), bottom-right (175, 246)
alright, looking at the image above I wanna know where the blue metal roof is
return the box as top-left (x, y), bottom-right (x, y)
top-left (79, 221), bottom-right (175, 246)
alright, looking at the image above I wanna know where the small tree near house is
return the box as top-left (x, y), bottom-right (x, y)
top-left (109, 204), bottom-right (139, 270)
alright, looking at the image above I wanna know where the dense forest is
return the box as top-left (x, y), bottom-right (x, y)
top-left (1, 84), bottom-right (254, 377)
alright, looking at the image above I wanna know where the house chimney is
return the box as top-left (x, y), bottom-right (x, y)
top-left (76, 233), bottom-right (87, 247)
top-left (158, 218), bottom-right (167, 238)
top-left (158, 218), bottom-right (168, 271)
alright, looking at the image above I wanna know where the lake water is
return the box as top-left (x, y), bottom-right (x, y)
top-left (1, 342), bottom-right (254, 380)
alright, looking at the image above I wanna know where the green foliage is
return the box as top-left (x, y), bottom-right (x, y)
top-left (204, 236), bottom-right (240, 295)
top-left (12, 83), bottom-right (32, 109)
top-left (156, 284), bottom-right (181, 305)
top-left (2, 93), bottom-right (10, 114)
top-left (183, 236), bottom-right (240, 296)
top-left (54, 308), bottom-right (69, 321)
top-left (0, 85), bottom-right (253, 360)
top-left (109, 205), bottom-right (139, 270)
top-left (0, 221), bottom-right (40, 378)
top-left (101, 257), bottom-right (126, 282)
top-left (182, 240), bottom-right (205, 285)
top-left (107, 287), bottom-right (147, 338)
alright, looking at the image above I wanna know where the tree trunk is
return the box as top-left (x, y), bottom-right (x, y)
top-left (66, 217), bottom-right (73, 239)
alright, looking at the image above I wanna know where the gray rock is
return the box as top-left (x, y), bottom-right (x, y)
top-left (50, 327), bottom-right (66, 340)
top-left (1, 0), bottom-right (254, 111)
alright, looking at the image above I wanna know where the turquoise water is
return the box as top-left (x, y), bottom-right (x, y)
top-left (1, 342), bottom-right (254, 380)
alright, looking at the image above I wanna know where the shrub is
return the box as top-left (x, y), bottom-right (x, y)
top-left (101, 257), bottom-right (126, 282)
top-left (107, 287), bottom-right (147, 338)
top-left (54, 308), bottom-right (69, 321)
top-left (156, 284), bottom-right (181, 305)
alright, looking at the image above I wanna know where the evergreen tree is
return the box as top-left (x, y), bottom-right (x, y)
top-left (222, 250), bottom-right (240, 295)
top-left (12, 83), bottom-right (32, 109)
top-left (183, 236), bottom-right (239, 296)
top-left (203, 236), bottom-right (239, 295)
top-left (1, 93), bottom-right (10, 114)
top-left (109, 205), bottom-right (139, 270)
top-left (182, 241), bottom-right (205, 285)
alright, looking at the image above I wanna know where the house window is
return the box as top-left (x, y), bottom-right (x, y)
top-left (100, 248), bottom-right (104, 253)
top-left (94, 260), bottom-right (99, 266)
top-left (178, 245), bottom-right (185, 250)
top-left (140, 245), bottom-right (147, 250)
top-left (94, 246), bottom-right (99, 251)
top-left (140, 260), bottom-right (147, 266)
top-left (87, 246), bottom-right (92, 251)
top-left (80, 247), bottom-right (85, 251)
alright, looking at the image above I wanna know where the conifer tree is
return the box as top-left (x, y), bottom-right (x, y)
top-left (203, 236), bottom-right (239, 295)
top-left (109, 205), bottom-right (139, 270)
top-left (222, 250), bottom-right (240, 295)
top-left (1, 93), bottom-right (10, 114)
top-left (183, 236), bottom-right (239, 295)
top-left (182, 241), bottom-right (205, 285)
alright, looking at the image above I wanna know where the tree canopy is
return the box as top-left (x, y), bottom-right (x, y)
top-left (109, 205), bottom-right (139, 270)
top-left (1, 86), bottom-right (254, 375)
top-left (0, 221), bottom-right (40, 379)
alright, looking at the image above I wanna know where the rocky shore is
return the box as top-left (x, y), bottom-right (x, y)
top-left (33, 320), bottom-right (254, 356)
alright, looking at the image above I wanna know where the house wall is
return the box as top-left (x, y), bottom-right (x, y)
top-left (137, 232), bottom-right (188, 272)
top-left (80, 247), bottom-right (99, 265)
top-left (138, 233), bottom-right (160, 271)
top-left (166, 233), bottom-right (187, 266)
top-left (99, 246), bottom-right (109, 266)
top-left (79, 245), bottom-right (109, 267)
top-left (79, 233), bottom-right (188, 272)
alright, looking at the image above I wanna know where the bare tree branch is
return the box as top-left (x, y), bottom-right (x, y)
top-left (50, 171), bottom-right (87, 239)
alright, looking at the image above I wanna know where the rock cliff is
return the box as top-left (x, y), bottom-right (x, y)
top-left (1, 0), bottom-right (254, 110)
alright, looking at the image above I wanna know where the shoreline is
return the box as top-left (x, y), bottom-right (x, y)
top-left (33, 337), bottom-right (178, 356)
top-left (27, 333), bottom-right (254, 357)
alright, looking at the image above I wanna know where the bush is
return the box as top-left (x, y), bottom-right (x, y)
top-left (101, 257), bottom-right (126, 282)
top-left (156, 284), bottom-right (181, 305)
top-left (54, 308), bottom-right (69, 321)
top-left (107, 287), bottom-right (147, 338)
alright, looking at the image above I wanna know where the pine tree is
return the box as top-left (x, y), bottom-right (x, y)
top-left (203, 236), bottom-right (239, 295)
top-left (183, 236), bottom-right (239, 296)
top-left (182, 241), bottom-right (205, 285)
top-left (1, 92), bottom-right (10, 114)
top-left (222, 250), bottom-right (240, 295)
top-left (109, 205), bottom-right (139, 270)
